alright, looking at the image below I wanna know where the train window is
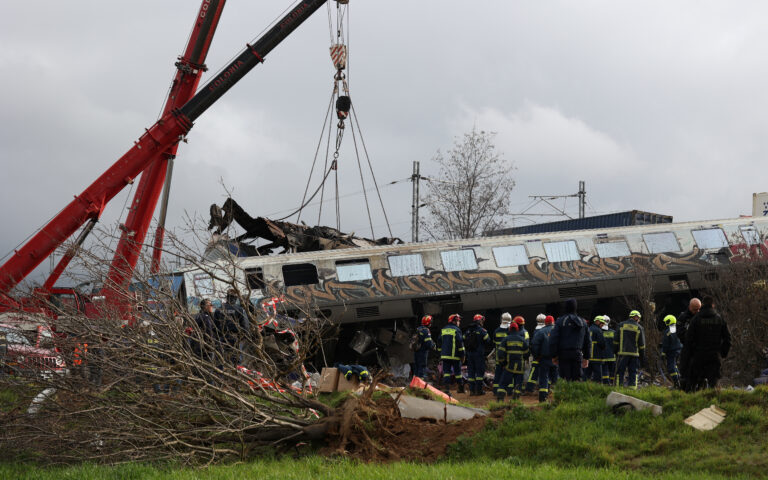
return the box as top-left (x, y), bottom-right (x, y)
top-left (388, 254), bottom-right (425, 277)
top-left (740, 226), bottom-right (761, 246)
top-left (245, 267), bottom-right (265, 290)
top-left (543, 241), bottom-right (580, 262)
top-left (642, 232), bottom-right (681, 254)
top-left (595, 241), bottom-right (631, 258)
top-left (492, 245), bottom-right (529, 267)
top-left (692, 228), bottom-right (728, 250)
top-left (441, 249), bottom-right (478, 272)
top-left (336, 259), bottom-right (373, 281)
top-left (193, 273), bottom-right (215, 297)
top-left (282, 263), bottom-right (319, 287)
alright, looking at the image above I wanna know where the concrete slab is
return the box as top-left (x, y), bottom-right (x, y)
top-left (392, 393), bottom-right (489, 422)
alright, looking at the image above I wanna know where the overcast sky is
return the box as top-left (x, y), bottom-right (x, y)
top-left (2, 1), bottom-right (768, 284)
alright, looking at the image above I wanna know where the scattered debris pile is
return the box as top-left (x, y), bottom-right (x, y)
top-left (208, 198), bottom-right (402, 255)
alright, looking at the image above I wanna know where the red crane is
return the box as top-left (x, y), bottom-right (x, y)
top-left (0, 0), bottom-right (330, 309)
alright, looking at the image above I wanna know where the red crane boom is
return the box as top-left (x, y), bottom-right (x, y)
top-left (0, 0), bottom-right (329, 299)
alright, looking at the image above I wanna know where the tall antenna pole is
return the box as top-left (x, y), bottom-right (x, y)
top-left (578, 180), bottom-right (586, 219)
top-left (411, 161), bottom-right (421, 242)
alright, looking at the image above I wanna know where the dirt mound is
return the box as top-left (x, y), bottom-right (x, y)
top-left (322, 393), bottom-right (500, 463)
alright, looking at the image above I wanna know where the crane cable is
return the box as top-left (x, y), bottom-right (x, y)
top-left (296, 0), bottom-right (393, 238)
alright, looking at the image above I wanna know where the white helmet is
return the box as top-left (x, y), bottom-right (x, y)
top-left (501, 312), bottom-right (512, 327)
top-left (536, 313), bottom-right (546, 324)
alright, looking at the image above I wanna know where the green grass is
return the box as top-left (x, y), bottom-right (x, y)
top-left (0, 458), bottom-right (755, 480)
top-left (449, 382), bottom-right (768, 477)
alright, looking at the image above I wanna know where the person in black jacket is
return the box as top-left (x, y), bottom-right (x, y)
top-left (550, 298), bottom-right (590, 381)
top-left (681, 296), bottom-right (731, 391)
top-left (190, 299), bottom-right (217, 361)
top-left (676, 298), bottom-right (701, 345)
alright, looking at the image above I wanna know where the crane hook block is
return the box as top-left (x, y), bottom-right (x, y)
top-left (330, 44), bottom-right (347, 70)
top-left (336, 95), bottom-right (351, 120)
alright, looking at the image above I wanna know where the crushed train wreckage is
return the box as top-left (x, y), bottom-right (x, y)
top-left (208, 198), bottom-right (402, 256)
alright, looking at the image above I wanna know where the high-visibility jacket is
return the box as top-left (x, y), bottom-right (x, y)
top-left (588, 324), bottom-right (606, 362)
top-left (493, 326), bottom-right (509, 362)
top-left (416, 325), bottom-right (436, 352)
top-left (661, 327), bottom-right (682, 355)
top-left (498, 330), bottom-right (529, 372)
top-left (617, 319), bottom-right (646, 357)
top-left (601, 328), bottom-right (617, 362)
top-left (440, 324), bottom-right (465, 360)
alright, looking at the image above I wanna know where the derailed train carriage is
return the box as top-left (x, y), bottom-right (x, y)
top-left (176, 216), bottom-right (768, 368)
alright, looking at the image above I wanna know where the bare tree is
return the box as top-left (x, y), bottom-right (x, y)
top-left (705, 242), bottom-right (768, 385)
top-left (421, 128), bottom-right (515, 240)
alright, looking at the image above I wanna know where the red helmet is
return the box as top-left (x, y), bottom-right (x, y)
top-left (545, 315), bottom-right (555, 325)
top-left (421, 315), bottom-right (433, 327)
top-left (513, 316), bottom-right (525, 326)
top-left (509, 321), bottom-right (520, 331)
top-left (448, 313), bottom-right (462, 324)
top-left (473, 314), bottom-right (485, 323)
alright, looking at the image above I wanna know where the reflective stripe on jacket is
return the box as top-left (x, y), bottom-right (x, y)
top-left (440, 324), bottom-right (465, 360)
top-left (617, 320), bottom-right (645, 357)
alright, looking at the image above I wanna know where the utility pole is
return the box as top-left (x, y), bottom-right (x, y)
top-left (578, 180), bottom-right (586, 219)
top-left (411, 161), bottom-right (421, 242)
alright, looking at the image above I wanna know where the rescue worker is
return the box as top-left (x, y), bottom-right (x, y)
top-left (588, 315), bottom-right (606, 383)
top-left (682, 296), bottom-right (731, 391)
top-left (414, 315), bottom-right (437, 379)
top-left (599, 315), bottom-right (617, 385)
top-left (616, 310), bottom-right (646, 389)
top-left (440, 314), bottom-right (465, 394)
top-left (550, 298), bottom-right (590, 381)
top-left (464, 314), bottom-right (491, 395)
top-left (497, 320), bottom-right (529, 400)
top-left (661, 314), bottom-right (682, 388)
top-left (525, 314), bottom-right (546, 393)
top-left (492, 313), bottom-right (512, 393)
top-left (336, 363), bottom-right (371, 383)
top-left (531, 315), bottom-right (557, 402)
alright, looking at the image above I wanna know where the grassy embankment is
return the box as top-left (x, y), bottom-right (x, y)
top-left (451, 381), bottom-right (768, 477)
top-left (2, 382), bottom-right (766, 479)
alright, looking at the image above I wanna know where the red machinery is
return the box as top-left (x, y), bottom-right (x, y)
top-left (0, 0), bottom-right (329, 313)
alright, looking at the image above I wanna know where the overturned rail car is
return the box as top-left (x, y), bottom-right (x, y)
top-left (176, 216), bottom-right (768, 364)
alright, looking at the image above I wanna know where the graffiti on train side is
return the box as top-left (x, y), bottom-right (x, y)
top-left (518, 249), bottom-right (709, 284)
top-left (280, 269), bottom-right (507, 305)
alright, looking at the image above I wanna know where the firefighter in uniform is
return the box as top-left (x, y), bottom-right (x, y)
top-left (498, 319), bottom-right (529, 400)
top-left (600, 315), bottom-right (617, 385)
top-left (588, 315), bottom-right (606, 383)
top-left (661, 314), bottom-right (682, 388)
top-left (526, 314), bottom-right (547, 393)
top-left (464, 314), bottom-right (491, 395)
top-left (616, 310), bottom-right (646, 389)
top-left (531, 315), bottom-right (557, 402)
top-left (440, 314), bottom-right (465, 394)
top-left (492, 313), bottom-right (512, 392)
top-left (414, 315), bottom-right (437, 379)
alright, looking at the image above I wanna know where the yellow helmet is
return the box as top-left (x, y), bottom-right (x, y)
top-left (663, 315), bottom-right (677, 326)
top-left (629, 310), bottom-right (642, 318)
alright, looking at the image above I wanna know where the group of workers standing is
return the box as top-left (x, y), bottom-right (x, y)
top-left (413, 295), bottom-right (731, 401)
